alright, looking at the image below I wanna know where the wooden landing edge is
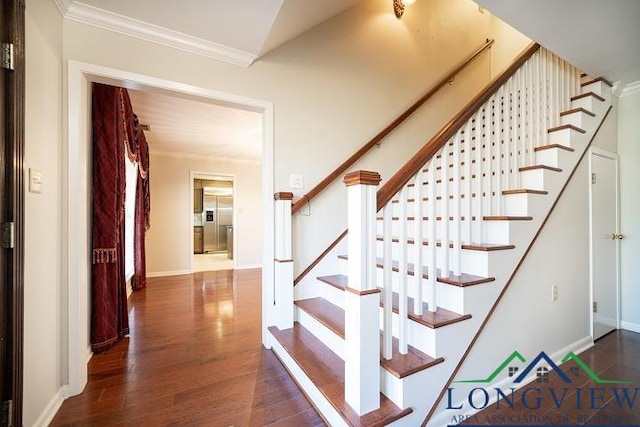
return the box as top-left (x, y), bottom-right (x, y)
top-left (421, 104), bottom-right (614, 426)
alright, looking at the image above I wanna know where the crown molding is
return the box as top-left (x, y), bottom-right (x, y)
top-left (64, 2), bottom-right (256, 67)
top-left (52, 0), bottom-right (72, 17)
top-left (620, 81), bottom-right (640, 98)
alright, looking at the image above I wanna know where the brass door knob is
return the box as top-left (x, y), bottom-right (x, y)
top-left (611, 233), bottom-right (624, 240)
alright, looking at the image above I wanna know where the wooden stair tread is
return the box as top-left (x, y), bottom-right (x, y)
top-left (336, 256), bottom-right (495, 287)
top-left (269, 324), bottom-right (412, 427)
top-left (460, 243), bottom-right (516, 251)
top-left (534, 144), bottom-right (575, 152)
top-left (375, 236), bottom-right (515, 252)
top-left (547, 124), bottom-right (586, 134)
top-left (560, 107), bottom-right (596, 117)
top-left (483, 216), bottom-right (533, 221)
top-left (381, 334), bottom-right (444, 379)
top-left (571, 91), bottom-right (605, 102)
top-left (375, 216), bottom-right (477, 221)
top-left (318, 274), bottom-right (348, 291)
top-left (295, 297), bottom-right (345, 338)
top-left (519, 164), bottom-right (562, 172)
top-left (581, 77), bottom-right (613, 87)
top-left (294, 296), bottom-right (445, 378)
top-left (502, 189), bottom-right (548, 195)
top-left (385, 291), bottom-right (471, 329)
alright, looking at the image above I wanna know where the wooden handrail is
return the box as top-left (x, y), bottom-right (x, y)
top-left (377, 42), bottom-right (540, 210)
top-left (291, 38), bottom-right (495, 215)
top-left (293, 42), bottom-right (539, 287)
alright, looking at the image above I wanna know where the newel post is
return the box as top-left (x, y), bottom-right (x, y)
top-left (343, 171), bottom-right (381, 415)
top-left (274, 192), bottom-right (294, 329)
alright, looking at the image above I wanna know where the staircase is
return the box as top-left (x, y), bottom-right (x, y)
top-left (268, 46), bottom-right (613, 426)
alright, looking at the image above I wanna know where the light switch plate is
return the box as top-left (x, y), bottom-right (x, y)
top-left (29, 168), bottom-right (42, 194)
top-left (289, 174), bottom-right (303, 189)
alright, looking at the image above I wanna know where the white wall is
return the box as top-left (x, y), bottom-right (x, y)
top-left (618, 88), bottom-right (640, 332)
top-left (24, 0), bottom-right (64, 425)
top-left (145, 154), bottom-right (262, 273)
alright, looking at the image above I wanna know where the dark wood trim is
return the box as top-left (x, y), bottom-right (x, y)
top-left (343, 170), bottom-right (382, 187)
top-left (290, 39), bottom-right (495, 215)
top-left (534, 144), bottom-right (575, 152)
top-left (294, 229), bottom-right (347, 285)
top-left (547, 124), bottom-right (586, 134)
top-left (581, 77), bottom-right (613, 87)
top-left (519, 165), bottom-right (562, 172)
top-left (421, 104), bottom-right (614, 426)
top-left (1, 1), bottom-right (25, 426)
top-left (560, 107), bottom-right (596, 118)
top-left (345, 286), bottom-right (381, 296)
top-left (502, 189), bottom-right (548, 195)
top-left (274, 191), bottom-right (294, 201)
top-left (376, 43), bottom-right (540, 210)
top-left (571, 91), bottom-right (605, 102)
top-left (482, 216), bottom-right (533, 221)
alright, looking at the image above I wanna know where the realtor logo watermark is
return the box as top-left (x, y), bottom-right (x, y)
top-left (446, 350), bottom-right (639, 426)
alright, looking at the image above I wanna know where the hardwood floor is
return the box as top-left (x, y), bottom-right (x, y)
top-left (50, 269), bottom-right (325, 427)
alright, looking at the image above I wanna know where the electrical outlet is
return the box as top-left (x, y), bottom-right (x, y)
top-left (551, 285), bottom-right (558, 301)
top-left (289, 174), bottom-right (303, 189)
top-left (29, 168), bottom-right (42, 194)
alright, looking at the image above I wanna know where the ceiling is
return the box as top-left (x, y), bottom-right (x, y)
top-left (56, 0), bottom-right (640, 162)
top-left (476, 0), bottom-right (640, 89)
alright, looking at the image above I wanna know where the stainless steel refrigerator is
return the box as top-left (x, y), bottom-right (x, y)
top-left (203, 195), bottom-right (233, 253)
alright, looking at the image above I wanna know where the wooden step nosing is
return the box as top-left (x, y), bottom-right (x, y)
top-left (560, 107), bottom-right (596, 118)
top-left (571, 91), bottom-right (606, 102)
top-left (581, 77), bottom-right (613, 88)
top-left (547, 124), bottom-right (586, 134)
top-left (294, 298), bottom-right (345, 339)
top-left (317, 274), bottom-right (347, 291)
top-left (501, 189), bottom-right (548, 195)
top-left (382, 356), bottom-right (445, 379)
top-left (519, 165), bottom-right (563, 172)
top-left (534, 144), bottom-right (575, 153)
top-left (483, 216), bottom-right (533, 221)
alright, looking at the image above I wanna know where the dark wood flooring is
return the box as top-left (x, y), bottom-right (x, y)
top-left (50, 268), bottom-right (640, 426)
top-left (50, 269), bottom-right (325, 427)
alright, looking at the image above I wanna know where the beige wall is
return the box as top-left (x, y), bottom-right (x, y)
top-left (22, 0), bottom-right (533, 423)
top-left (24, 0), bottom-right (64, 425)
top-left (61, 0), bottom-right (531, 276)
top-left (618, 89), bottom-right (640, 330)
top-left (488, 13), bottom-right (531, 78)
top-left (146, 154), bottom-right (262, 273)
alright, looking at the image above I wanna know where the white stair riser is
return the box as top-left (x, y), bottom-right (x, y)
top-left (535, 146), bottom-right (575, 168)
top-left (382, 306), bottom-right (437, 356)
top-left (582, 81), bottom-right (611, 98)
top-left (547, 127), bottom-right (588, 147)
top-left (503, 193), bottom-right (549, 217)
top-left (295, 307), bottom-right (345, 359)
top-left (561, 111), bottom-right (596, 128)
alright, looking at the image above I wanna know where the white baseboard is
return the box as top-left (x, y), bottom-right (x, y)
top-left (147, 269), bottom-right (192, 278)
top-left (234, 264), bottom-right (262, 270)
top-left (32, 387), bottom-right (65, 427)
top-left (621, 320), bottom-right (640, 334)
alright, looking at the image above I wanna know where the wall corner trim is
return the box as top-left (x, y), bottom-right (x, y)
top-left (620, 81), bottom-right (640, 98)
top-left (31, 387), bottom-right (65, 427)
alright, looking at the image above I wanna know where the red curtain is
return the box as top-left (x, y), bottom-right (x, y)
top-left (91, 83), bottom-right (130, 353)
top-left (91, 84), bottom-right (150, 352)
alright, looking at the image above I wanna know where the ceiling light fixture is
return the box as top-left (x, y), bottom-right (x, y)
top-left (394, 0), bottom-right (417, 18)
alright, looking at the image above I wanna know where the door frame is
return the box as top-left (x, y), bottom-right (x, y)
top-left (588, 146), bottom-right (621, 339)
top-left (1, 0), bottom-right (25, 425)
top-left (189, 171), bottom-right (237, 270)
top-left (65, 60), bottom-right (274, 396)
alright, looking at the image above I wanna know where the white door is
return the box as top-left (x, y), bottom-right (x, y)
top-left (590, 149), bottom-right (620, 340)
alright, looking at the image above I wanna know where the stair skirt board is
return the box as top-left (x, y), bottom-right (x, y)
top-left (271, 76), bottom-right (612, 426)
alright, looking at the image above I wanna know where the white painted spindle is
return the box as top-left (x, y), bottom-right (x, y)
top-left (413, 170), bottom-right (425, 315)
top-left (382, 203), bottom-right (393, 360)
top-left (274, 192), bottom-right (294, 329)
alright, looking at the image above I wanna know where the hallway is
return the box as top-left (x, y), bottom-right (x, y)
top-left (51, 270), bottom-right (324, 426)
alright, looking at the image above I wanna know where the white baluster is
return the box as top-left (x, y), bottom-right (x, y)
top-left (427, 159), bottom-right (437, 312)
top-left (495, 88), bottom-right (503, 215)
top-left (383, 203), bottom-right (393, 361)
top-left (274, 192), bottom-right (294, 330)
top-left (453, 132), bottom-right (462, 276)
top-left (398, 186), bottom-right (409, 354)
top-left (474, 112), bottom-right (484, 242)
top-left (343, 170), bottom-right (381, 415)
top-left (527, 57), bottom-right (534, 165)
top-left (464, 121), bottom-right (473, 245)
top-left (441, 143), bottom-right (450, 278)
top-left (504, 78), bottom-right (512, 192)
top-left (413, 170), bottom-right (424, 315)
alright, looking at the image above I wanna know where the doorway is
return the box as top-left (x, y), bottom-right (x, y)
top-left (589, 147), bottom-right (621, 340)
top-left (191, 174), bottom-right (235, 272)
top-left (65, 61), bottom-right (275, 397)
